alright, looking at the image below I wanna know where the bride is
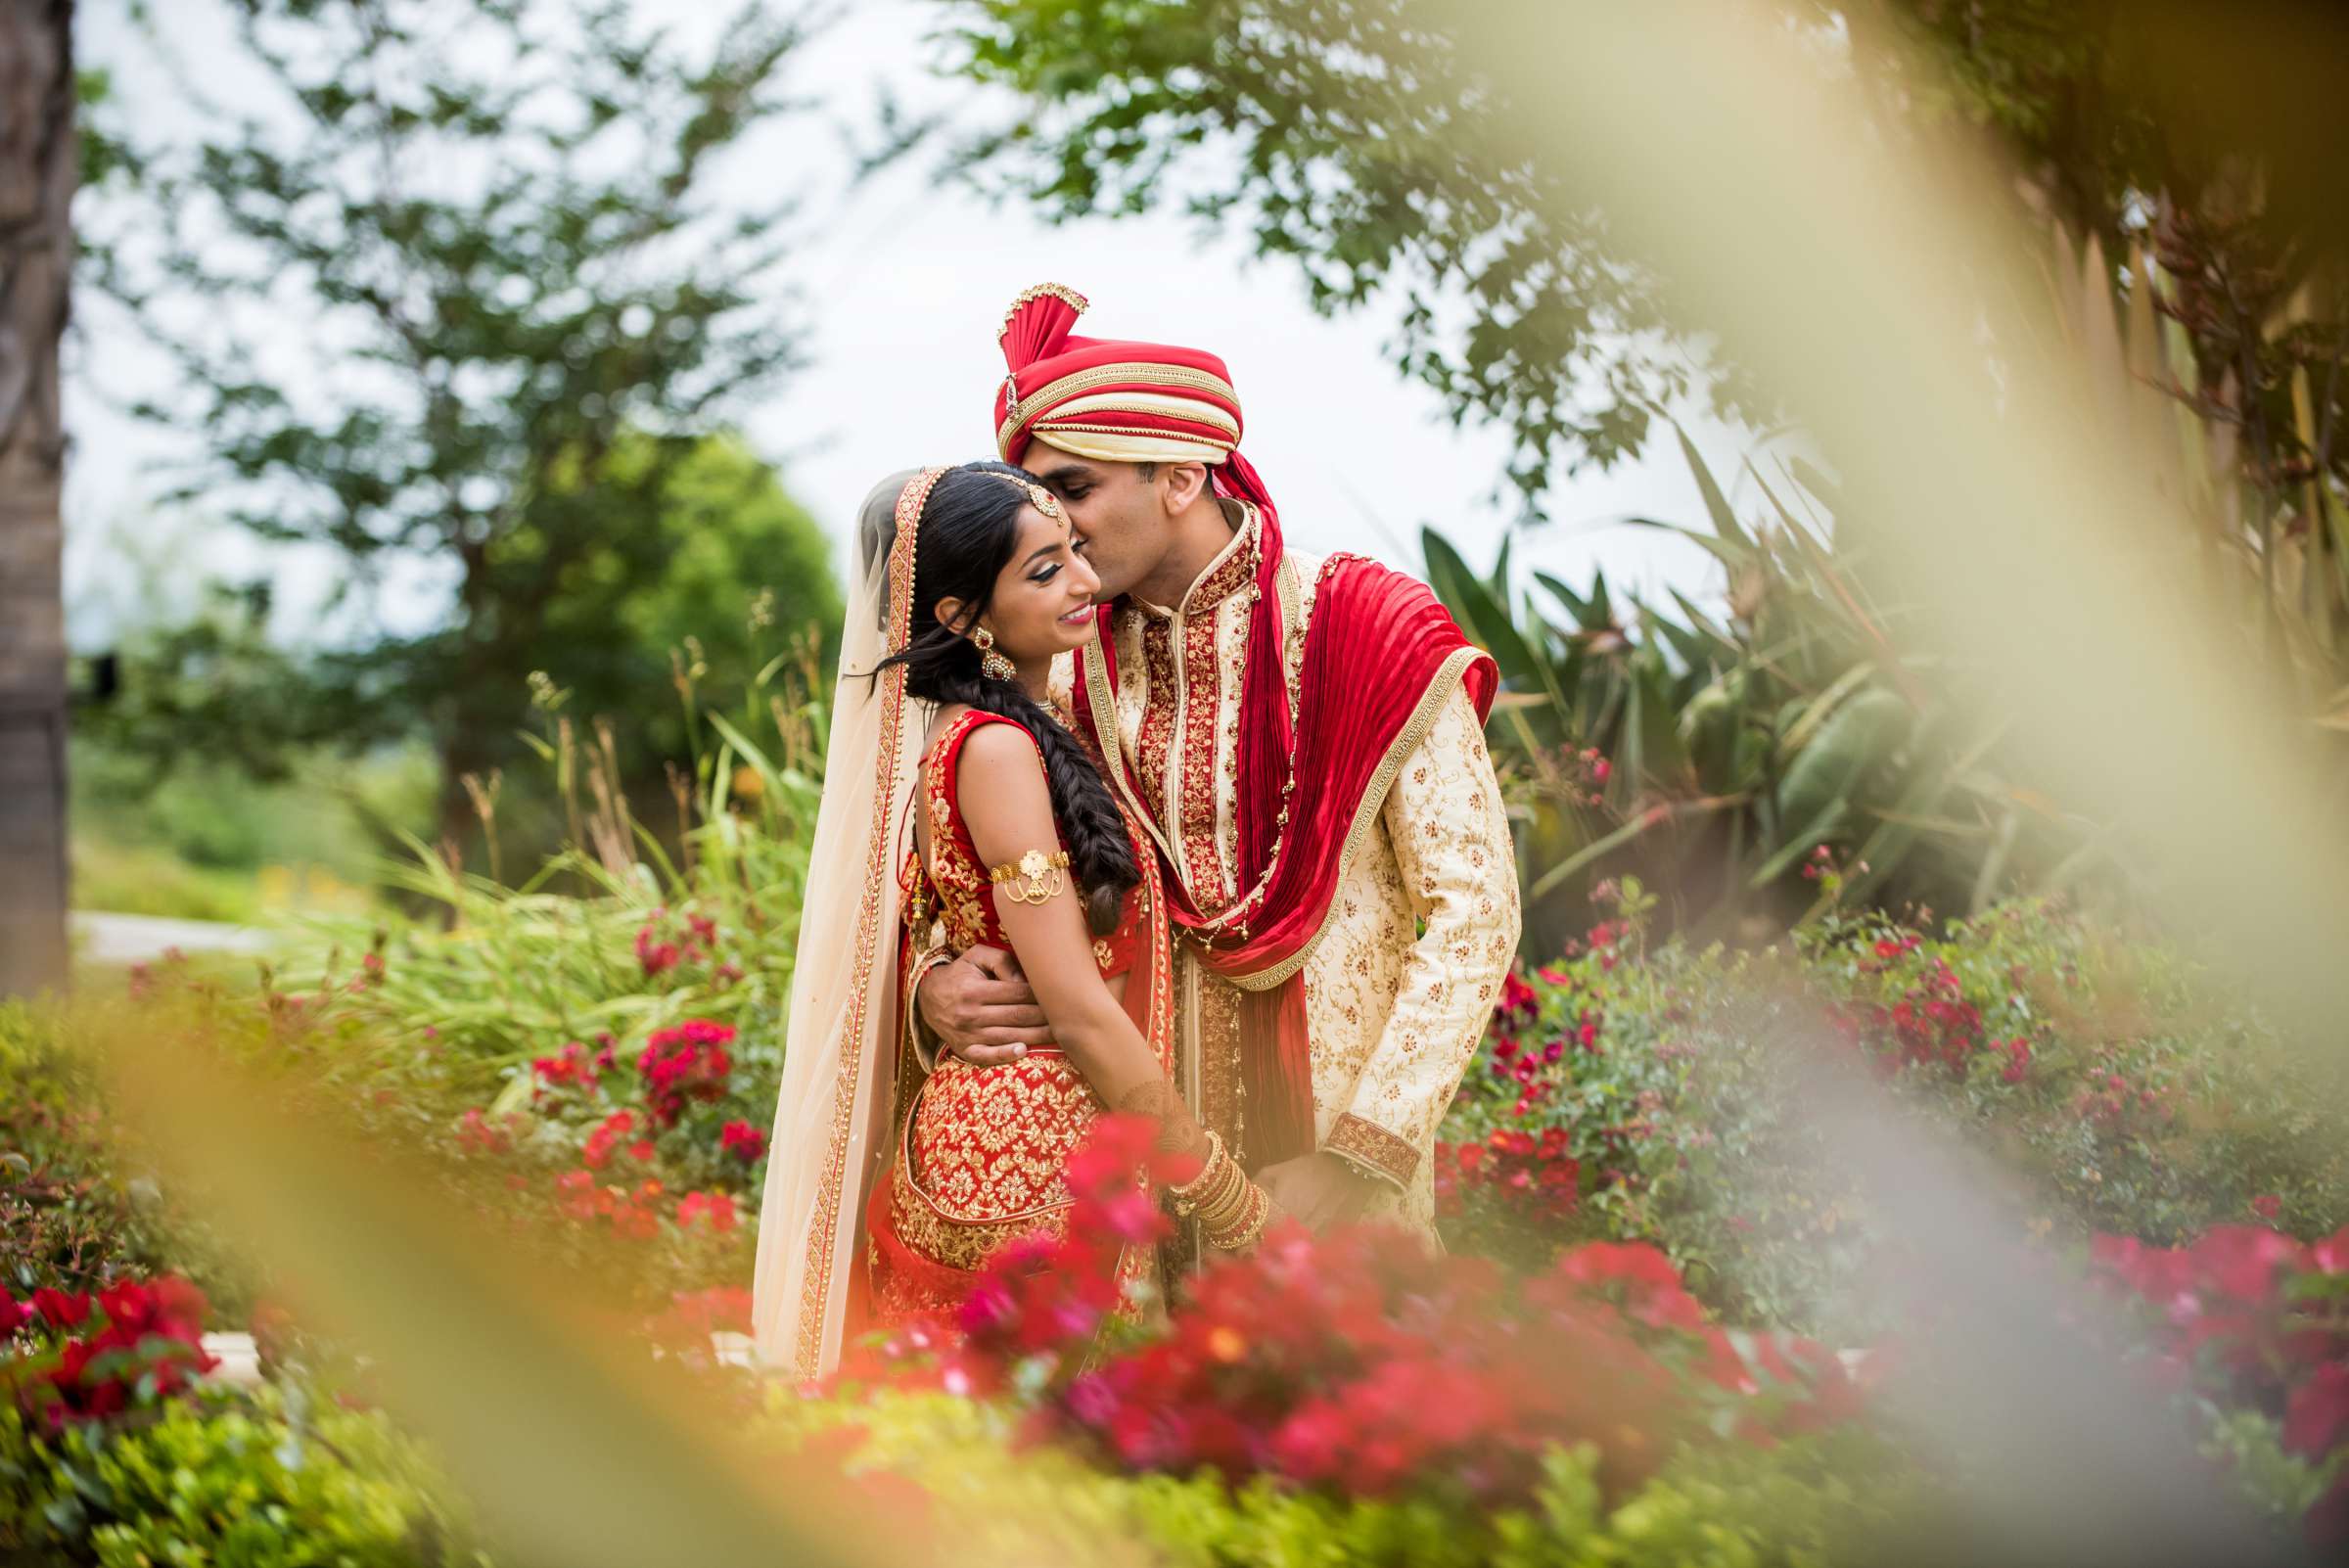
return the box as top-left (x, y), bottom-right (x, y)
top-left (752, 462), bottom-right (1270, 1379)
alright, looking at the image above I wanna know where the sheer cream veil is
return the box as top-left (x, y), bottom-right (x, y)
top-left (752, 467), bottom-right (941, 1378)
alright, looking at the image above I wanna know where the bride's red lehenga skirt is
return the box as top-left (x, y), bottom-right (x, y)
top-left (867, 1048), bottom-right (1157, 1323)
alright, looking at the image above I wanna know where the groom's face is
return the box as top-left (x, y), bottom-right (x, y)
top-left (1018, 450), bottom-right (1168, 601)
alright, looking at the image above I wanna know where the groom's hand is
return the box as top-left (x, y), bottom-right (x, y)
top-left (921, 945), bottom-right (1052, 1066)
top-left (1253, 1151), bottom-right (1379, 1232)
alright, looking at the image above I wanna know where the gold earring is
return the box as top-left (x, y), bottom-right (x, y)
top-left (972, 625), bottom-right (1016, 682)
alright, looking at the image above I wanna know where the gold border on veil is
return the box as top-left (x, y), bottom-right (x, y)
top-left (795, 465), bottom-right (946, 1375)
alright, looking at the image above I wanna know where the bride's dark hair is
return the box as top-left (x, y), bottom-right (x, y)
top-left (881, 461), bottom-right (1138, 936)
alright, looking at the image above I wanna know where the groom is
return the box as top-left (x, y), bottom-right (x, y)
top-left (912, 284), bottom-right (1520, 1239)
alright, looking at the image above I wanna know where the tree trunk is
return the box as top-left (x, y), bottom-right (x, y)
top-left (0, 0), bottom-right (74, 995)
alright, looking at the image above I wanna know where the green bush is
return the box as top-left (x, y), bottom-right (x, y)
top-left (0, 1383), bottom-right (493, 1567)
top-left (1441, 893), bottom-right (2349, 1333)
top-left (0, 1000), bottom-right (258, 1321)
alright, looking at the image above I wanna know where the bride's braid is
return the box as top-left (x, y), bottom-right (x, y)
top-left (884, 462), bottom-right (1139, 936)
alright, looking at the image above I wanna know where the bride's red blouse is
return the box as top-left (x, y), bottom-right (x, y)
top-left (861, 708), bottom-right (1174, 1327)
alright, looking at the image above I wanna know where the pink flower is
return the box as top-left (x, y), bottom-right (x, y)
top-left (720, 1121), bottom-right (768, 1163)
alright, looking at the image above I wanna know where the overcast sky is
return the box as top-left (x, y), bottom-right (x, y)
top-left (69, 0), bottom-right (1740, 650)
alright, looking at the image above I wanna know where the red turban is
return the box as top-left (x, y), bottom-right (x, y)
top-left (993, 281), bottom-right (1289, 565)
top-left (994, 283), bottom-right (1246, 471)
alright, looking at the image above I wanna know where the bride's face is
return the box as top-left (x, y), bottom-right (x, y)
top-left (979, 502), bottom-right (1103, 665)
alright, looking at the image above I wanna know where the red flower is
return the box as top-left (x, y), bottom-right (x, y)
top-left (2001, 1038), bottom-right (2032, 1084)
top-left (10, 1276), bottom-right (219, 1428)
top-left (29, 1288), bottom-right (90, 1331)
top-left (2283, 1362), bottom-right (2349, 1461)
top-left (635, 1020), bottom-right (739, 1128)
top-left (676, 1191), bottom-right (740, 1234)
top-left (635, 922), bottom-right (681, 977)
top-left (582, 1109), bottom-right (638, 1170)
top-left (2192, 1225), bottom-right (2305, 1303)
top-left (2312, 1226), bottom-right (2349, 1275)
top-left (2251, 1194), bottom-right (2282, 1222)
top-left (720, 1121), bottom-right (769, 1162)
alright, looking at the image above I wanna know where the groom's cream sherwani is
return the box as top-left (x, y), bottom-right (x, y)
top-left (1054, 502), bottom-right (1519, 1235)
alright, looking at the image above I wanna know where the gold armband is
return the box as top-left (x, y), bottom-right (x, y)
top-left (990, 848), bottom-right (1070, 904)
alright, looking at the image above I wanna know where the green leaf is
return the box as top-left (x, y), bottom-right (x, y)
top-left (1534, 570), bottom-right (1598, 628)
top-left (1774, 664), bottom-right (1880, 763)
top-left (1668, 417), bottom-right (1755, 552)
top-left (1788, 457), bottom-right (1841, 508)
top-left (1422, 529), bottom-right (1553, 699)
top-left (1770, 687), bottom-right (1912, 861)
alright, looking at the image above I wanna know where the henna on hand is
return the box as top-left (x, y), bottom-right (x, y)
top-left (1113, 1079), bottom-right (1210, 1159)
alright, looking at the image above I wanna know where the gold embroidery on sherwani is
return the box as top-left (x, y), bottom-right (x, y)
top-left (1134, 619), bottom-right (1179, 845)
top-left (1177, 609), bottom-right (1233, 911)
top-left (1109, 504), bottom-right (1260, 915)
top-left (1327, 1112), bottom-right (1421, 1186)
top-left (1179, 949), bottom-right (1249, 1159)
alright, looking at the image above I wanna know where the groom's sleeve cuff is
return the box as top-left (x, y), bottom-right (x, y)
top-left (1323, 1113), bottom-right (1418, 1189)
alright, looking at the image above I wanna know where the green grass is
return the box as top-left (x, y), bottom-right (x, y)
top-left (69, 835), bottom-right (274, 924)
top-left (66, 734), bottom-right (432, 924)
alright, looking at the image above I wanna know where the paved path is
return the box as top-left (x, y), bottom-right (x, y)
top-left (72, 910), bottom-right (277, 966)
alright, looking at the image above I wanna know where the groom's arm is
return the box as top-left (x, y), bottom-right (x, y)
top-left (1322, 682), bottom-right (1520, 1190)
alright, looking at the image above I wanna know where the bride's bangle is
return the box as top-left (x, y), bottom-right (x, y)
top-left (1204, 1180), bottom-right (1271, 1251)
top-left (1167, 1130), bottom-right (1234, 1212)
